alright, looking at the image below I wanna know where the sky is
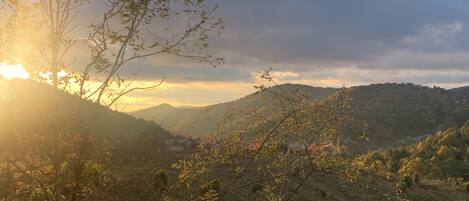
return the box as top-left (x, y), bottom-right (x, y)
top-left (4, 0), bottom-right (469, 111)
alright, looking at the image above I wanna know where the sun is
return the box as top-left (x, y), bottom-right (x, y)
top-left (0, 62), bottom-right (30, 80)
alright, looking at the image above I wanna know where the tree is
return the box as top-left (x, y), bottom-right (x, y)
top-left (163, 70), bottom-right (353, 200)
top-left (0, 0), bottom-right (32, 64)
top-left (36, 0), bottom-right (87, 88)
top-left (0, 0), bottom-right (84, 88)
top-left (79, 0), bottom-right (224, 108)
top-left (2, 0), bottom-right (223, 108)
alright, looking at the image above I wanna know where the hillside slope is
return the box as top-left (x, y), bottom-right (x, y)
top-left (133, 83), bottom-right (469, 151)
top-left (1, 80), bottom-right (468, 200)
top-left (334, 83), bottom-right (469, 149)
top-left (350, 121), bottom-right (469, 199)
top-left (356, 121), bottom-right (469, 180)
top-left (131, 84), bottom-right (337, 137)
top-left (0, 80), bottom-right (172, 155)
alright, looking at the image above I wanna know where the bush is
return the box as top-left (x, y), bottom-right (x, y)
top-left (154, 169), bottom-right (168, 187)
top-left (464, 181), bottom-right (469, 192)
top-left (203, 179), bottom-right (221, 194)
top-left (396, 174), bottom-right (413, 194)
top-left (251, 183), bottom-right (263, 193)
top-left (402, 174), bottom-right (413, 188)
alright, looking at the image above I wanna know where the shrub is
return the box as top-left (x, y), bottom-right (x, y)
top-left (154, 169), bottom-right (168, 187)
top-left (464, 181), bottom-right (469, 192)
top-left (403, 174), bottom-right (413, 187)
top-left (203, 179), bottom-right (221, 194)
top-left (251, 183), bottom-right (263, 193)
top-left (396, 174), bottom-right (413, 194)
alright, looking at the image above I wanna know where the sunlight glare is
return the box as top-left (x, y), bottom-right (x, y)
top-left (0, 62), bottom-right (30, 80)
top-left (57, 70), bottom-right (68, 78)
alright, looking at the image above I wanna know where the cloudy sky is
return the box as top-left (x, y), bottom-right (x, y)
top-left (209, 0), bottom-right (469, 86)
top-left (121, 0), bottom-right (469, 110)
top-left (5, 0), bottom-right (469, 110)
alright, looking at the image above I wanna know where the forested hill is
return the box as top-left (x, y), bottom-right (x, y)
top-left (451, 86), bottom-right (469, 100)
top-left (131, 83), bottom-right (337, 137)
top-left (333, 83), bottom-right (469, 149)
top-left (0, 80), bottom-right (172, 154)
top-left (2, 80), bottom-right (469, 200)
top-left (132, 83), bottom-right (469, 151)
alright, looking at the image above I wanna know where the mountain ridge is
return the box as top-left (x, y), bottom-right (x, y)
top-left (0, 79), bottom-right (173, 156)
top-left (131, 82), bottom-right (469, 151)
top-left (131, 83), bottom-right (338, 137)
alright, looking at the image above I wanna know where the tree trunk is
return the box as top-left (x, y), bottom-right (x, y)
top-left (51, 31), bottom-right (59, 88)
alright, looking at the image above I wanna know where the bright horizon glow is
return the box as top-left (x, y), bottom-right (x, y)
top-left (0, 62), bottom-right (30, 80)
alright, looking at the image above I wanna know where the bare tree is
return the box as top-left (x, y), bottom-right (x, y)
top-left (163, 70), bottom-right (353, 200)
top-left (37, 0), bottom-right (86, 88)
top-left (79, 0), bottom-right (223, 107)
top-left (0, 0), bottom-right (19, 63)
top-left (0, 0), bottom-right (18, 12)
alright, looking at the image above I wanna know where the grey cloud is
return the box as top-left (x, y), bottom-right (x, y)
top-left (279, 67), bottom-right (469, 87)
top-left (71, 0), bottom-right (469, 86)
top-left (116, 61), bottom-right (254, 83)
top-left (212, 0), bottom-right (469, 70)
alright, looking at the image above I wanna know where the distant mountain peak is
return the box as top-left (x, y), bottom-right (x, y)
top-left (131, 83), bottom-right (338, 137)
top-left (272, 83), bottom-right (336, 89)
top-left (157, 103), bottom-right (174, 108)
